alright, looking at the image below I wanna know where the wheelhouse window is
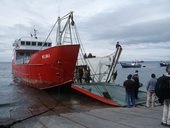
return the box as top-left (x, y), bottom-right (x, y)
top-left (15, 50), bottom-right (38, 64)
top-left (43, 43), bottom-right (47, 46)
top-left (16, 52), bottom-right (24, 58)
top-left (32, 42), bottom-right (36, 46)
top-left (38, 42), bottom-right (42, 46)
top-left (26, 41), bottom-right (30, 46)
top-left (21, 41), bottom-right (25, 45)
top-left (16, 51), bottom-right (24, 64)
top-left (48, 43), bottom-right (52, 47)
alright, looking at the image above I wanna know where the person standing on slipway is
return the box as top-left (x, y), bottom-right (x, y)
top-left (155, 65), bottom-right (170, 127)
top-left (123, 74), bottom-right (136, 107)
top-left (146, 73), bottom-right (157, 107)
top-left (132, 70), bottom-right (140, 99)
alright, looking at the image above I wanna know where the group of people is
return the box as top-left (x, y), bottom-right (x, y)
top-left (146, 65), bottom-right (170, 127)
top-left (123, 70), bottom-right (140, 107)
top-left (74, 67), bottom-right (91, 84)
top-left (123, 65), bottom-right (170, 127)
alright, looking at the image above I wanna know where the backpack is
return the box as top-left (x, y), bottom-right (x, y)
top-left (155, 75), bottom-right (170, 99)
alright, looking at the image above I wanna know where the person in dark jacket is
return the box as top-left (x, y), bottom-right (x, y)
top-left (123, 74), bottom-right (136, 107)
top-left (116, 42), bottom-right (121, 48)
top-left (78, 67), bottom-right (83, 83)
top-left (155, 65), bottom-right (170, 126)
top-left (132, 70), bottom-right (140, 99)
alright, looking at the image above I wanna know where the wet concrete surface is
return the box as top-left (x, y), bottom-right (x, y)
top-left (10, 104), bottom-right (164, 128)
top-left (0, 77), bottom-right (110, 127)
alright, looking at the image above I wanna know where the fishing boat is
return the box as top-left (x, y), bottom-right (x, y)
top-left (120, 62), bottom-right (141, 68)
top-left (12, 12), bottom-right (80, 89)
top-left (160, 61), bottom-right (169, 67)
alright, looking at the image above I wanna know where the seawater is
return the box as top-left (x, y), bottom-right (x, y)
top-left (0, 62), bottom-right (13, 106)
top-left (0, 61), bottom-right (166, 93)
top-left (0, 62), bottom-right (12, 84)
top-left (115, 61), bottom-right (166, 91)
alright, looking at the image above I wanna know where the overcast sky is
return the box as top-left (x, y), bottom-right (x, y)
top-left (0, 0), bottom-right (170, 62)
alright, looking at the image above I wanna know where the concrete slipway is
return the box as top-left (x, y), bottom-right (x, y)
top-left (11, 105), bottom-right (164, 128)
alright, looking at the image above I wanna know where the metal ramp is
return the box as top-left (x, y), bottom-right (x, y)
top-left (72, 83), bottom-right (146, 107)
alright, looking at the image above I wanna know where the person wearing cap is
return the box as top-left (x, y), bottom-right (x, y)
top-left (155, 65), bottom-right (170, 126)
top-left (132, 70), bottom-right (140, 99)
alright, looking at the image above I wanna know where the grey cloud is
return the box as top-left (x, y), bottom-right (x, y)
top-left (79, 1), bottom-right (170, 44)
top-left (0, 0), bottom-right (170, 61)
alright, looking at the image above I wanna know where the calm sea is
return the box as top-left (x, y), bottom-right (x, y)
top-left (0, 62), bottom-right (13, 106)
top-left (115, 61), bottom-right (166, 91)
top-left (0, 61), bottom-right (166, 93)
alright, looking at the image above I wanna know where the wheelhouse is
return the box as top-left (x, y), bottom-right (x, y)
top-left (13, 38), bottom-right (52, 64)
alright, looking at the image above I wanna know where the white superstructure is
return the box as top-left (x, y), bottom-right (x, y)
top-left (13, 37), bottom-right (52, 51)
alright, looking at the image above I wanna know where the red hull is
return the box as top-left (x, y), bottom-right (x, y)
top-left (12, 45), bottom-right (80, 89)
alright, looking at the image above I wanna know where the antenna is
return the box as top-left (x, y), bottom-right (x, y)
top-left (34, 28), bottom-right (38, 39)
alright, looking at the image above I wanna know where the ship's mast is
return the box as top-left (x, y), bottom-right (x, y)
top-left (57, 16), bottom-right (61, 45)
top-left (45, 11), bottom-right (77, 47)
top-left (33, 29), bottom-right (38, 39)
top-left (56, 11), bottom-right (74, 45)
top-left (30, 28), bottom-right (38, 39)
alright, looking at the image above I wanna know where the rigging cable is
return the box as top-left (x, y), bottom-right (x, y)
top-left (72, 24), bottom-right (105, 96)
top-left (73, 24), bottom-right (99, 82)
